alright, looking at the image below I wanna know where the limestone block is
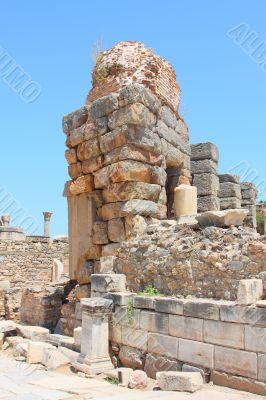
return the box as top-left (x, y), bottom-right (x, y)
top-left (0, 320), bottom-right (17, 333)
top-left (118, 345), bottom-right (144, 369)
top-left (104, 144), bottom-right (162, 166)
top-left (109, 323), bottom-right (122, 343)
top-left (77, 138), bottom-right (101, 161)
top-left (219, 182), bottom-right (241, 199)
top-left (113, 306), bottom-right (140, 328)
top-left (174, 184), bottom-right (197, 217)
top-left (214, 346), bottom-right (257, 379)
top-left (118, 83), bottom-right (161, 114)
top-left (100, 124), bottom-right (161, 155)
top-left (148, 332), bottom-right (178, 357)
top-left (197, 195), bottom-right (220, 212)
top-left (191, 159), bottom-right (218, 175)
top-left (158, 105), bottom-right (177, 129)
top-left (75, 261), bottom-right (94, 284)
top-left (65, 148), bottom-right (77, 165)
top-left (183, 299), bottom-right (220, 320)
top-left (161, 138), bottom-right (190, 168)
top-left (90, 93), bottom-right (119, 118)
top-left (82, 155), bottom-right (104, 174)
top-left (193, 173), bottom-right (219, 196)
top-left (108, 103), bottom-right (156, 130)
top-left (121, 326), bottom-right (148, 350)
top-left (102, 243), bottom-right (121, 256)
top-left (213, 371), bottom-right (266, 396)
top-left (75, 284), bottom-right (91, 300)
top-left (140, 310), bottom-right (168, 334)
top-left (191, 142), bottom-right (219, 162)
top-left (182, 364), bottom-right (210, 383)
top-left (68, 162), bottom-right (82, 179)
top-left (91, 274), bottom-right (126, 293)
top-left (134, 296), bottom-right (155, 310)
top-left (128, 370), bottom-right (148, 389)
top-left (64, 175), bottom-right (94, 196)
top-left (156, 120), bottom-right (191, 155)
top-left (179, 339), bottom-right (214, 368)
top-left (94, 161), bottom-right (152, 188)
top-left (58, 346), bottom-right (79, 363)
top-left (245, 325), bottom-right (266, 353)
top-left (125, 215), bottom-right (147, 240)
top-left (144, 353), bottom-right (181, 379)
top-left (103, 292), bottom-right (134, 306)
top-left (258, 354), bottom-right (266, 382)
top-left (27, 341), bottom-right (54, 364)
top-left (151, 166), bottom-right (167, 186)
top-left (63, 107), bottom-right (88, 133)
top-left (154, 298), bottom-right (183, 315)
top-left (108, 218), bottom-right (126, 242)
top-left (220, 197), bottom-right (241, 210)
top-left (95, 116), bottom-right (108, 135)
top-left (175, 118), bottom-right (189, 143)
top-left (196, 209), bottom-right (249, 228)
top-left (13, 340), bottom-right (29, 357)
top-left (219, 174), bottom-right (240, 184)
top-left (74, 327), bottom-right (82, 349)
top-left (169, 315), bottom-right (203, 341)
top-left (42, 347), bottom-right (71, 370)
top-left (87, 190), bottom-right (103, 207)
top-left (95, 256), bottom-right (116, 274)
top-left (92, 221), bottom-right (108, 245)
top-left (102, 200), bottom-right (160, 220)
top-left (103, 182), bottom-right (161, 203)
top-left (156, 371), bottom-right (203, 393)
top-left (66, 125), bottom-right (84, 147)
top-left (220, 304), bottom-right (266, 325)
top-left (237, 279), bottom-right (263, 305)
top-left (16, 325), bottom-right (49, 341)
top-left (203, 320), bottom-right (244, 348)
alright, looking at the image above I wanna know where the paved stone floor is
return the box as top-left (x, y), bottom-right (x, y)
top-left (0, 355), bottom-right (263, 400)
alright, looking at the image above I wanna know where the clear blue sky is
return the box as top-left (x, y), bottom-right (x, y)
top-left (0, 0), bottom-right (265, 236)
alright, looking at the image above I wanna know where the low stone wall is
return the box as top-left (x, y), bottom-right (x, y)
top-left (113, 221), bottom-right (266, 300)
top-left (109, 295), bottom-right (266, 395)
top-left (0, 236), bottom-right (69, 321)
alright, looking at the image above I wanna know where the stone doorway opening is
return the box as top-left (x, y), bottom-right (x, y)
top-left (166, 167), bottom-right (182, 219)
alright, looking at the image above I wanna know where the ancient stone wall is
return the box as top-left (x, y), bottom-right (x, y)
top-left (0, 236), bottom-right (69, 321)
top-left (241, 182), bottom-right (257, 229)
top-left (218, 174), bottom-right (242, 210)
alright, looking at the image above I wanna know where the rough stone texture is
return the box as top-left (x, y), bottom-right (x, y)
top-left (214, 346), bottom-right (257, 379)
top-left (197, 196), bottom-right (220, 212)
top-left (156, 371), bottom-right (203, 392)
top-left (196, 209), bottom-right (249, 228)
top-left (192, 174), bottom-right (219, 196)
top-left (144, 353), bottom-right (181, 379)
top-left (128, 370), bottom-right (148, 389)
top-left (237, 279), bottom-right (263, 305)
top-left (114, 222), bottom-right (266, 300)
top-left (213, 371), bottom-right (266, 396)
top-left (191, 142), bottom-right (219, 162)
top-left (219, 182), bottom-right (241, 199)
top-left (219, 174), bottom-right (240, 184)
top-left (241, 182), bottom-right (258, 229)
top-left (119, 345), bottom-right (144, 369)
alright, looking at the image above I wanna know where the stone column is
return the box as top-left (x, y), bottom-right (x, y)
top-left (43, 212), bottom-right (53, 237)
top-left (73, 298), bottom-right (113, 374)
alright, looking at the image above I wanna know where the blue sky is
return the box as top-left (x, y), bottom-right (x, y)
top-left (0, 0), bottom-right (265, 235)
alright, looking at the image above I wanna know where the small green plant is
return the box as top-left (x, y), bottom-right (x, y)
top-left (138, 284), bottom-right (162, 297)
top-left (126, 298), bottom-right (134, 325)
top-left (256, 211), bottom-right (265, 223)
top-left (105, 376), bottom-right (119, 385)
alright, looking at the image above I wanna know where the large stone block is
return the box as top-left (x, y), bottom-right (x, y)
top-left (184, 299), bottom-right (220, 320)
top-left (144, 353), bottom-right (181, 379)
top-left (102, 182), bottom-right (161, 203)
top-left (75, 261), bottom-right (94, 284)
top-left (119, 345), bottom-right (144, 369)
top-left (258, 354), bottom-right (266, 382)
top-left (161, 139), bottom-right (190, 168)
top-left (133, 296), bottom-right (155, 310)
top-left (96, 256), bottom-right (116, 274)
top-left (92, 221), bottom-right (109, 245)
top-left (100, 124), bottom-right (161, 155)
top-left (245, 325), bottom-right (266, 353)
top-left (156, 371), bottom-right (203, 393)
top-left (214, 346), bottom-right (257, 379)
top-left (196, 209), bottom-right (249, 228)
top-left (191, 159), bottom-right (218, 175)
top-left (148, 332), bottom-right (178, 357)
top-left (102, 243), bottom-right (121, 256)
top-left (65, 148), bottom-right (77, 165)
top-left (213, 371), bottom-right (266, 396)
top-left (125, 215), bottom-right (147, 239)
top-left (140, 310), bottom-right (169, 334)
top-left (66, 125), bottom-right (84, 147)
top-left (102, 200), bottom-right (160, 220)
top-left (107, 218), bottom-right (126, 242)
top-left (121, 326), bottom-right (148, 350)
top-left (203, 320), bottom-right (244, 348)
top-left (156, 120), bottom-right (191, 155)
top-left (220, 304), bottom-right (266, 326)
top-left (82, 155), bottom-right (104, 174)
top-left (178, 339), bottom-right (214, 368)
top-left (193, 173), bottom-right (219, 196)
top-left (220, 197), bottom-right (241, 210)
top-left (237, 279), bottom-right (263, 305)
top-left (108, 103), bottom-right (156, 130)
top-left (113, 305), bottom-right (140, 328)
top-left (191, 142), bottom-right (219, 162)
top-left (175, 118), bottom-right (189, 143)
top-left (90, 93), bottom-right (119, 118)
top-left (68, 163), bottom-right (82, 179)
top-left (104, 144), bottom-right (162, 166)
top-left (63, 107), bottom-right (88, 134)
top-left (154, 298), bottom-right (184, 315)
top-left (103, 292), bottom-right (134, 306)
top-left (219, 174), bottom-right (240, 184)
top-left (169, 315), bottom-right (203, 341)
top-left (77, 138), bottom-right (101, 161)
top-left (197, 195), bottom-right (220, 212)
top-left (91, 274), bottom-right (126, 293)
top-left (151, 166), bottom-right (167, 186)
top-left (64, 175), bottom-right (94, 196)
top-left (118, 83), bottom-right (161, 114)
top-left (158, 106), bottom-right (177, 129)
top-left (219, 182), bottom-right (241, 199)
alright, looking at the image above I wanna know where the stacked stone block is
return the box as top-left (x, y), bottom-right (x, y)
top-left (218, 174), bottom-right (242, 210)
top-left (191, 143), bottom-right (220, 212)
top-left (241, 182), bottom-right (258, 229)
top-left (63, 83), bottom-right (190, 281)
